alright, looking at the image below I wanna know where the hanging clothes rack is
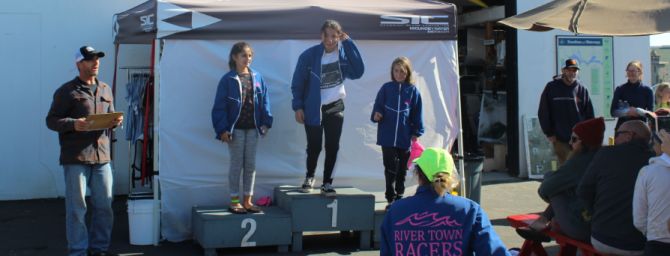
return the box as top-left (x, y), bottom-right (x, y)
top-left (120, 66), bottom-right (153, 189)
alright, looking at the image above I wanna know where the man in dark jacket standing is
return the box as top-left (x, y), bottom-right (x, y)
top-left (538, 59), bottom-right (594, 165)
top-left (46, 46), bottom-right (123, 256)
top-left (578, 120), bottom-right (653, 255)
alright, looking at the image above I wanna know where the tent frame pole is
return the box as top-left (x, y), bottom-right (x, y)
top-left (455, 67), bottom-right (466, 198)
top-left (152, 39), bottom-right (161, 246)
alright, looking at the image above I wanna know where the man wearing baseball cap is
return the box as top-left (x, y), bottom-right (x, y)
top-left (46, 46), bottom-right (122, 256)
top-left (74, 46), bottom-right (105, 63)
top-left (538, 59), bottom-right (595, 166)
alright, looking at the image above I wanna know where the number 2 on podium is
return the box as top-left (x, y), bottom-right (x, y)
top-left (241, 218), bottom-right (257, 247)
top-left (326, 199), bottom-right (338, 227)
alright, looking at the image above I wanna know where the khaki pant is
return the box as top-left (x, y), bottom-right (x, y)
top-left (552, 140), bottom-right (571, 166)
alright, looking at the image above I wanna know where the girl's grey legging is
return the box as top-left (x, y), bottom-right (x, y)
top-left (228, 129), bottom-right (258, 197)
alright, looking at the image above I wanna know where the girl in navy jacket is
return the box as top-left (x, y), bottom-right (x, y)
top-left (381, 148), bottom-right (510, 256)
top-left (291, 20), bottom-right (365, 196)
top-left (372, 57), bottom-right (424, 206)
top-left (212, 42), bottom-right (272, 214)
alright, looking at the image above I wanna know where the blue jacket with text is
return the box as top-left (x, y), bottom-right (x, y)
top-left (381, 185), bottom-right (510, 256)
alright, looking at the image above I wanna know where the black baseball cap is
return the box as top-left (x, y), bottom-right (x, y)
top-left (563, 59), bottom-right (580, 70)
top-left (75, 46), bottom-right (105, 63)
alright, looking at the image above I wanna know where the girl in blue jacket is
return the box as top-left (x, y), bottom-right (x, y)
top-left (291, 20), bottom-right (365, 197)
top-left (212, 42), bottom-right (273, 214)
top-left (372, 57), bottom-right (424, 207)
top-left (381, 148), bottom-right (511, 256)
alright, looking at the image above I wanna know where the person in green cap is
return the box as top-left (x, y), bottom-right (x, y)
top-left (380, 147), bottom-right (511, 256)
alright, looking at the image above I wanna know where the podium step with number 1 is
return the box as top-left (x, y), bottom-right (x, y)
top-left (274, 185), bottom-right (375, 252)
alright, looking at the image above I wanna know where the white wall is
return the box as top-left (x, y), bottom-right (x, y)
top-left (0, 0), bottom-right (147, 200)
top-left (516, 1), bottom-right (651, 177)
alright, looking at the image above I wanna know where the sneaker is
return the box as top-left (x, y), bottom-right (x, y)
top-left (321, 183), bottom-right (336, 197)
top-left (300, 177), bottom-right (315, 193)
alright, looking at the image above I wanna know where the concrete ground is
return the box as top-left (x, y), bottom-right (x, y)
top-left (0, 171), bottom-right (560, 255)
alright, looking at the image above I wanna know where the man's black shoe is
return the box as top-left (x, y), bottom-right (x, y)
top-left (88, 251), bottom-right (118, 256)
top-left (515, 227), bottom-right (551, 243)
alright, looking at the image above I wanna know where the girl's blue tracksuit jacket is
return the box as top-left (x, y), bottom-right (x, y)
top-left (211, 68), bottom-right (273, 139)
top-left (381, 185), bottom-right (511, 256)
top-left (371, 81), bottom-right (424, 150)
top-left (290, 38), bottom-right (365, 126)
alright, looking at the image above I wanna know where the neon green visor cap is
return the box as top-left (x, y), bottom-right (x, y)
top-left (412, 147), bottom-right (454, 182)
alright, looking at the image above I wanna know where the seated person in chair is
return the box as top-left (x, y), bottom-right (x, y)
top-left (517, 117), bottom-right (605, 243)
top-left (381, 148), bottom-right (511, 256)
top-left (578, 120), bottom-right (654, 255)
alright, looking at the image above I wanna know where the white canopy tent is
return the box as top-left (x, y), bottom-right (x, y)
top-left (114, 0), bottom-right (462, 241)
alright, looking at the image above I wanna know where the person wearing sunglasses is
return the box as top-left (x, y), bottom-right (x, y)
top-left (517, 117), bottom-right (604, 243)
top-left (578, 120), bottom-right (654, 255)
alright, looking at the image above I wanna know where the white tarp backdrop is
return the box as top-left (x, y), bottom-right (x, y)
top-left (158, 39), bottom-right (459, 241)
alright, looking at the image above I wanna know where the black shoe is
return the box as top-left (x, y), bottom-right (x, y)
top-left (300, 177), bottom-right (315, 193)
top-left (515, 227), bottom-right (551, 242)
top-left (320, 183), bottom-right (336, 197)
top-left (88, 251), bottom-right (118, 256)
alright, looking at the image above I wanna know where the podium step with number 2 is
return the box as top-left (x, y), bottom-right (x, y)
top-left (192, 206), bottom-right (291, 256)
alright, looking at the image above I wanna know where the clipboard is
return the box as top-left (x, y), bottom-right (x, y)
top-left (84, 112), bottom-right (123, 131)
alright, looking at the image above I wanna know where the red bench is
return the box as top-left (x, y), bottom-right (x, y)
top-left (506, 213), bottom-right (604, 256)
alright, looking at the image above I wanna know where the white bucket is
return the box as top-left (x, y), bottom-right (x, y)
top-left (127, 199), bottom-right (154, 245)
